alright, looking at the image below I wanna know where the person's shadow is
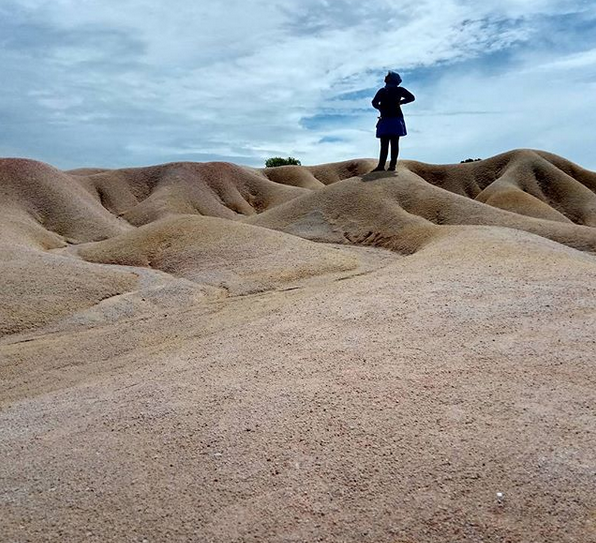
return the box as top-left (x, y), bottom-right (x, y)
top-left (361, 170), bottom-right (397, 182)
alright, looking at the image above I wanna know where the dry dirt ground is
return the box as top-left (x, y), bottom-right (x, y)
top-left (1, 151), bottom-right (595, 542)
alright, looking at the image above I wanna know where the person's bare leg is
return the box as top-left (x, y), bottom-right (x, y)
top-left (388, 137), bottom-right (400, 170)
top-left (373, 137), bottom-right (389, 171)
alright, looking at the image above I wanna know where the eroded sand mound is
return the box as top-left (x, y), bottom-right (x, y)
top-left (0, 158), bottom-right (130, 248)
top-left (0, 246), bottom-right (139, 336)
top-left (76, 161), bottom-right (308, 225)
top-left (1, 150), bottom-right (596, 543)
top-left (248, 164), bottom-right (596, 254)
top-left (75, 215), bottom-right (360, 295)
top-left (408, 150), bottom-right (596, 224)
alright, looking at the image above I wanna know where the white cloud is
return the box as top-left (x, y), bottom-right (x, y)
top-left (401, 48), bottom-right (596, 166)
top-left (1, 0), bottom-right (595, 169)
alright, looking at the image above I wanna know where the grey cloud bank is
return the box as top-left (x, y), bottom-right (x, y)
top-left (1, 0), bottom-right (596, 169)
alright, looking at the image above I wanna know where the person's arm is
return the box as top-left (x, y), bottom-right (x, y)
top-left (372, 89), bottom-right (383, 110)
top-left (399, 87), bottom-right (416, 105)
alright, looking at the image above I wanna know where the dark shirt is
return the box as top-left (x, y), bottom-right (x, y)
top-left (372, 86), bottom-right (415, 118)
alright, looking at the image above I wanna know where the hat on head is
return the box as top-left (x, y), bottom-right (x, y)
top-left (385, 71), bottom-right (402, 85)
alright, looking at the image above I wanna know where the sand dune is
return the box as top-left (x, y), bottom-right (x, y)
top-left (0, 158), bottom-right (130, 248)
top-left (248, 156), bottom-right (596, 255)
top-left (407, 150), bottom-right (596, 225)
top-left (77, 161), bottom-right (309, 225)
top-left (1, 150), bottom-right (596, 542)
top-left (0, 246), bottom-right (139, 336)
top-left (75, 215), bottom-right (361, 295)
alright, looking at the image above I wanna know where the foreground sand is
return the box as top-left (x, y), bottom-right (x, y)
top-left (1, 150), bottom-right (595, 542)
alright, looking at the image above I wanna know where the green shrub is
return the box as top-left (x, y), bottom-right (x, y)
top-left (265, 157), bottom-right (302, 167)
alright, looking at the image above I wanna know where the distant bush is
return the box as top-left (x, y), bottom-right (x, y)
top-left (265, 157), bottom-right (302, 167)
top-left (460, 158), bottom-right (482, 163)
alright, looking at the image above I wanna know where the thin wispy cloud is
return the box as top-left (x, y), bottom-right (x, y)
top-left (1, 0), bottom-right (595, 168)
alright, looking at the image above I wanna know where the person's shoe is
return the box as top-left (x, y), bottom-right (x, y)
top-left (371, 166), bottom-right (385, 172)
top-left (387, 162), bottom-right (397, 171)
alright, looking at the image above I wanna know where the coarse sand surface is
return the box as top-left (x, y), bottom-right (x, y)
top-left (1, 150), bottom-right (595, 542)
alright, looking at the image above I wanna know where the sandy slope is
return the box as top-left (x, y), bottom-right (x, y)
top-left (1, 150), bottom-right (596, 543)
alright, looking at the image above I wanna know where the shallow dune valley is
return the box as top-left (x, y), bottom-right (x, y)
top-left (1, 150), bottom-right (596, 542)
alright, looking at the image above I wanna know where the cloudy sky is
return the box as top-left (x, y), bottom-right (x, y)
top-left (2, 0), bottom-right (596, 169)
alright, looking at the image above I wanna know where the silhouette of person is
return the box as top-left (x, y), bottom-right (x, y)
top-left (371, 71), bottom-right (415, 172)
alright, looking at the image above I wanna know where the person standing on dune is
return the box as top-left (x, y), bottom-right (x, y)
top-left (371, 71), bottom-right (415, 172)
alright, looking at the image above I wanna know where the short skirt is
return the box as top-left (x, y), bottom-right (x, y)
top-left (376, 117), bottom-right (407, 138)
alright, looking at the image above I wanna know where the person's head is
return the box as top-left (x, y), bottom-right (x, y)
top-left (384, 71), bottom-right (402, 86)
